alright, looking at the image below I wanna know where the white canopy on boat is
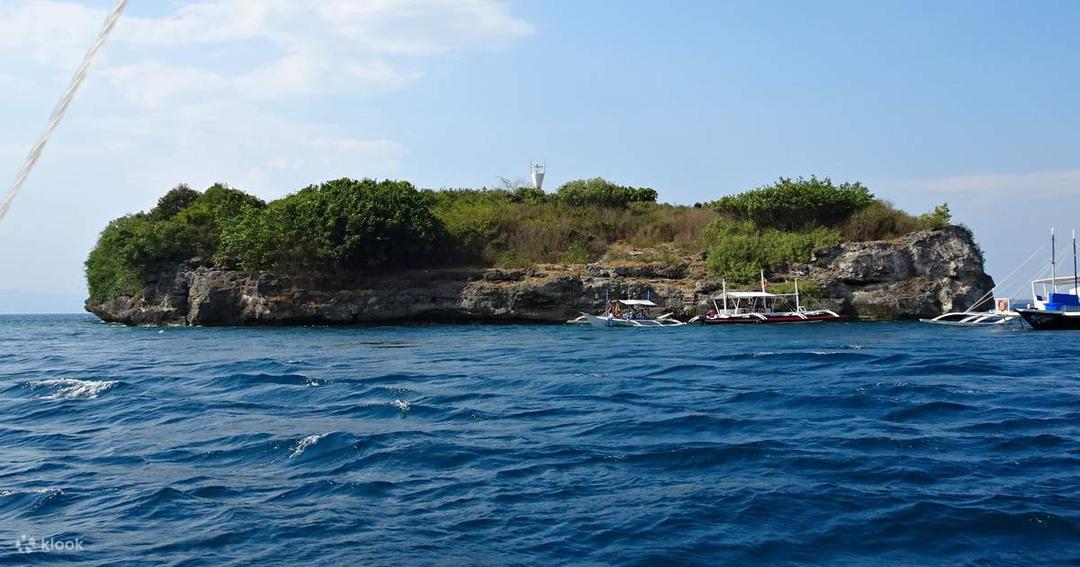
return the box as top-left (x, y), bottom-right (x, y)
top-left (711, 291), bottom-right (801, 300)
top-left (1031, 275), bottom-right (1080, 286)
top-left (616, 299), bottom-right (657, 306)
top-left (722, 291), bottom-right (776, 298)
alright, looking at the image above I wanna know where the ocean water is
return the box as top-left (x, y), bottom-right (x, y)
top-left (0, 315), bottom-right (1077, 565)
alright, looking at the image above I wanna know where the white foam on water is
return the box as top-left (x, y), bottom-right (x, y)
top-left (391, 399), bottom-right (411, 415)
top-left (289, 432), bottom-right (330, 459)
top-left (0, 488), bottom-right (63, 497)
top-left (27, 378), bottom-right (119, 399)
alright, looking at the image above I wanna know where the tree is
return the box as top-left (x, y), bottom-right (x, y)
top-left (220, 178), bottom-right (444, 271)
top-left (150, 184), bottom-right (200, 220)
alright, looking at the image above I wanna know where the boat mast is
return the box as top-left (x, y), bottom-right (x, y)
top-left (722, 279), bottom-right (728, 314)
top-left (1074, 229), bottom-right (1078, 296)
top-left (760, 269), bottom-right (767, 311)
top-left (795, 278), bottom-right (801, 312)
top-left (1051, 228), bottom-right (1057, 294)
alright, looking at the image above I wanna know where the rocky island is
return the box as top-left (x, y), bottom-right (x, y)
top-left (85, 177), bottom-right (993, 325)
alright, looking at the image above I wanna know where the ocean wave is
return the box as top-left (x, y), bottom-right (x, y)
top-left (25, 378), bottom-right (121, 399)
top-left (884, 400), bottom-right (979, 421)
top-left (212, 373), bottom-right (325, 388)
top-left (0, 487), bottom-right (67, 516)
top-left (289, 432), bottom-right (332, 459)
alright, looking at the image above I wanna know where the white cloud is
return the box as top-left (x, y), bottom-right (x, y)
top-left (0, 0), bottom-right (103, 68)
top-left (119, 0), bottom-right (275, 45)
top-left (100, 62), bottom-right (230, 108)
top-left (314, 0), bottom-right (534, 55)
top-left (79, 100), bottom-right (408, 198)
top-left (0, 0), bottom-right (531, 188)
top-left (1, 0), bottom-right (534, 106)
top-left (0, 0), bottom-right (531, 305)
top-left (892, 169), bottom-right (1080, 199)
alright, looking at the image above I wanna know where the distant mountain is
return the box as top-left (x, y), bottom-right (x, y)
top-left (0, 289), bottom-right (85, 314)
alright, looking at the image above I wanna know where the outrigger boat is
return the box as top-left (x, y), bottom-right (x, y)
top-left (1016, 229), bottom-right (1080, 330)
top-left (693, 273), bottom-right (843, 324)
top-left (567, 298), bottom-right (685, 328)
top-left (920, 297), bottom-right (1020, 326)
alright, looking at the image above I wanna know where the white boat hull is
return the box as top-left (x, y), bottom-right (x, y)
top-left (920, 311), bottom-right (1020, 326)
top-left (570, 313), bottom-right (685, 328)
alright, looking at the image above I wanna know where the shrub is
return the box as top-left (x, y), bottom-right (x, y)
top-left (510, 186), bottom-right (550, 204)
top-left (427, 187), bottom-right (714, 267)
top-left (555, 177), bottom-right (658, 208)
top-left (217, 204), bottom-right (291, 270)
top-left (841, 200), bottom-right (919, 241)
top-left (767, 278), bottom-right (823, 304)
top-left (712, 176), bottom-right (874, 230)
top-left (223, 178), bottom-right (443, 271)
top-left (85, 214), bottom-right (159, 301)
top-left (168, 184), bottom-right (266, 260)
top-left (87, 178), bottom-right (440, 299)
top-left (701, 220), bottom-right (840, 283)
top-left (917, 203), bottom-right (952, 230)
top-left (426, 189), bottom-right (514, 263)
top-left (561, 240), bottom-right (590, 264)
top-left (87, 184), bottom-right (267, 300)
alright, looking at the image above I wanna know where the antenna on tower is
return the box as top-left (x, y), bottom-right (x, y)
top-left (530, 162), bottom-right (545, 191)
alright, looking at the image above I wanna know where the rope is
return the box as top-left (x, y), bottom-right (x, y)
top-left (965, 243), bottom-right (1046, 311)
top-left (1000, 242), bottom-right (1075, 303)
top-left (0, 0), bottom-right (128, 222)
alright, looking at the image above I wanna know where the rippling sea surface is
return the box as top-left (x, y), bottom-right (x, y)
top-left (1, 315), bottom-right (1077, 565)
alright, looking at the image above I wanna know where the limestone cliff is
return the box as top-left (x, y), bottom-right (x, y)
top-left (85, 226), bottom-right (993, 326)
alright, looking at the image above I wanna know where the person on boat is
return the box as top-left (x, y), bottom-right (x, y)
top-left (707, 308), bottom-right (718, 319)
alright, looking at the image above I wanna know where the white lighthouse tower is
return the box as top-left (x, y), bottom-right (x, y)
top-left (530, 162), bottom-right (545, 191)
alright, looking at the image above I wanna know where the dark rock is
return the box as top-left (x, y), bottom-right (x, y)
top-left (482, 269), bottom-right (528, 282)
top-left (611, 264), bottom-right (687, 279)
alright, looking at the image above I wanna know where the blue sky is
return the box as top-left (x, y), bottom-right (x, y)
top-left (1, 0), bottom-right (1079, 312)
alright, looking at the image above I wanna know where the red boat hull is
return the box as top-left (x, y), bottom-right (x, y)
top-left (701, 313), bottom-right (845, 324)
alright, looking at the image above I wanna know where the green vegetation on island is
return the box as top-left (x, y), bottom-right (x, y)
top-left (86, 175), bottom-right (956, 302)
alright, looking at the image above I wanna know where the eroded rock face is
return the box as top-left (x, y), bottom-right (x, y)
top-left (809, 227), bottom-right (994, 319)
top-left (86, 226), bottom-right (994, 325)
